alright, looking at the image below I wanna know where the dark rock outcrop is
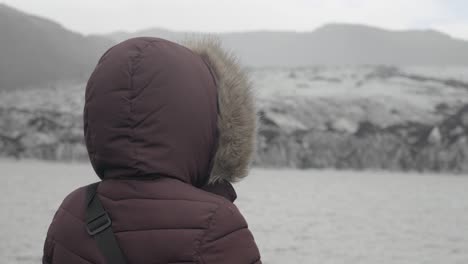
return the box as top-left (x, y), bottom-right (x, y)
top-left (1, 104), bottom-right (467, 173)
top-left (0, 107), bottom-right (87, 160)
top-left (255, 104), bottom-right (468, 173)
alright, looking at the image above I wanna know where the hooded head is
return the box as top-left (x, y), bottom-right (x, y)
top-left (84, 37), bottom-right (256, 186)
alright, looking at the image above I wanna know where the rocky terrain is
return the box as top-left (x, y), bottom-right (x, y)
top-left (256, 104), bottom-right (468, 172)
top-left (254, 66), bottom-right (468, 172)
top-left (1, 66), bottom-right (468, 172)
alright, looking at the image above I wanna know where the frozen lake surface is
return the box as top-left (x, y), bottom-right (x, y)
top-left (1, 160), bottom-right (467, 264)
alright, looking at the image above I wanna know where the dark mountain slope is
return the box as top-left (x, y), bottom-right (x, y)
top-left (0, 4), bottom-right (113, 90)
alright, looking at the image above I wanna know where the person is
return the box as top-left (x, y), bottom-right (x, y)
top-left (42, 37), bottom-right (261, 264)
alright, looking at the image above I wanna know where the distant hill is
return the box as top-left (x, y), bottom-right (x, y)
top-left (2, 3), bottom-right (468, 90)
top-left (107, 23), bottom-right (468, 67)
top-left (0, 4), bottom-right (113, 90)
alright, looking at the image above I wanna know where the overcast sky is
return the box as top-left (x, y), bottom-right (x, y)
top-left (3, 0), bottom-right (468, 40)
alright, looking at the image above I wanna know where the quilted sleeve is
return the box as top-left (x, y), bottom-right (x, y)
top-left (41, 186), bottom-right (93, 264)
top-left (198, 201), bottom-right (261, 264)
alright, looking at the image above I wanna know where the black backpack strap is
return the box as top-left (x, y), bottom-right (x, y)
top-left (86, 182), bottom-right (128, 264)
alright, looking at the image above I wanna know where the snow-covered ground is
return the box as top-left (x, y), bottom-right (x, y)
top-left (1, 160), bottom-right (467, 264)
top-left (2, 66), bottom-right (468, 115)
top-left (252, 66), bottom-right (468, 110)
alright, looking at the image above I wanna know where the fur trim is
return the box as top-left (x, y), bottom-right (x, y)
top-left (186, 38), bottom-right (257, 184)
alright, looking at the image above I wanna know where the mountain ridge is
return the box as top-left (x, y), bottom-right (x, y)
top-left (106, 23), bottom-right (462, 41)
top-left (1, 3), bottom-right (468, 90)
top-left (105, 23), bottom-right (468, 67)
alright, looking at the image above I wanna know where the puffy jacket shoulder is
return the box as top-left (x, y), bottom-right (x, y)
top-left (196, 194), bottom-right (261, 264)
top-left (43, 186), bottom-right (105, 264)
top-left (43, 179), bottom-right (261, 264)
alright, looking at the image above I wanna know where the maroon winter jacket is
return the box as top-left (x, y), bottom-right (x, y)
top-left (43, 37), bottom-right (261, 264)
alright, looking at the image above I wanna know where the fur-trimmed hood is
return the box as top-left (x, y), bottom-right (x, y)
top-left (84, 37), bottom-right (256, 185)
top-left (187, 38), bottom-right (257, 184)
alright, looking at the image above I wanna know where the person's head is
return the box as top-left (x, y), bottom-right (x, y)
top-left (84, 37), bottom-right (257, 186)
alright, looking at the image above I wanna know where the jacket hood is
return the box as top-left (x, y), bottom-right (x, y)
top-left (84, 37), bottom-right (256, 185)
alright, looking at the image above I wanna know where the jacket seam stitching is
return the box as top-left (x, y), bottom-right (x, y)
top-left (98, 192), bottom-right (220, 206)
top-left (129, 48), bottom-right (139, 175)
top-left (51, 239), bottom-right (95, 264)
top-left (205, 225), bottom-right (248, 244)
top-left (58, 207), bottom-right (83, 223)
top-left (115, 227), bottom-right (205, 234)
top-left (194, 203), bottom-right (220, 264)
top-left (128, 40), bottom-right (156, 175)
